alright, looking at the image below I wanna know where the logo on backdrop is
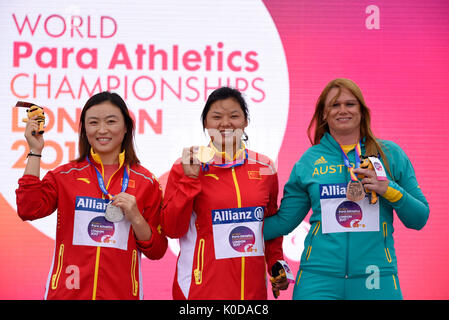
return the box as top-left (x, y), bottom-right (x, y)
top-left (1, 1), bottom-right (290, 254)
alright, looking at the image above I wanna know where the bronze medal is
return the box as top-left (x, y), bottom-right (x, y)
top-left (346, 180), bottom-right (365, 202)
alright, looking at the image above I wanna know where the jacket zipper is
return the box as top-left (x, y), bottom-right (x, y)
top-left (194, 239), bottom-right (205, 285)
top-left (92, 247), bottom-right (101, 300)
top-left (231, 167), bottom-right (245, 300)
top-left (345, 149), bottom-right (353, 280)
top-left (305, 222), bottom-right (320, 260)
top-left (131, 249), bottom-right (139, 296)
top-left (51, 244), bottom-right (64, 290)
top-left (345, 233), bottom-right (349, 279)
top-left (92, 162), bottom-right (124, 300)
top-left (383, 222), bottom-right (392, 263)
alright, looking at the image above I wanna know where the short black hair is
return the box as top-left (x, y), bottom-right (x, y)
top-left (200, 87), bottom-right (249, 130)
top-left (76, 91), bottom-right (139, 165)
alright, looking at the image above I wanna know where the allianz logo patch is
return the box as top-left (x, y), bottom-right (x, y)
top-left (320, 183), bottom-right (347, 199)
top-left (212, 206), bottom-right (264, 225)
top-left (75, 196), bottom-right (108, 213)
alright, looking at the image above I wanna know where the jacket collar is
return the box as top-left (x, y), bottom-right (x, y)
top-left (209, 141), bottom-right (246, 162)
top-left (89, 148), bottom-right (126, 171)
top-left (321, 132), bottom-right (366, 154)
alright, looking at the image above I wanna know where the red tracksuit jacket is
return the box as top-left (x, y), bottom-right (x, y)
top-left (15, 151), bottom-right (167, 300)
top-left (161, 148), bottom-right (284, 300)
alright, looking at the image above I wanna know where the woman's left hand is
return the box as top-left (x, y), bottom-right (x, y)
top-left (111, 192), bottom-right (142, 223)
top-left (353, 168), bottom-right (389, 195)
top-left (111, 192), bottom-right (152, 241)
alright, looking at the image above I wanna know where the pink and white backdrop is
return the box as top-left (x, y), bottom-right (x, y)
top-left (0, 0), bottom-right (448, 299)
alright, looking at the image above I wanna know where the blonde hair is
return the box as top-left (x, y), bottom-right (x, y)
top-left (307, 78), bottom-right (393, 178)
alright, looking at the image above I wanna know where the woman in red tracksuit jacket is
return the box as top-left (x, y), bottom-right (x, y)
top-left (161, 87), bottom-right (288, 300)
top-left (15, 92), bottom-right (167, 300)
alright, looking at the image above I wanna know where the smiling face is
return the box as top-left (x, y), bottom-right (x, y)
top-left (323, 87), bottom-right (362, 144)
top-left (204, 97), bottom-right (248, 151)
top-left (84, 101), bottom-right (127, 164)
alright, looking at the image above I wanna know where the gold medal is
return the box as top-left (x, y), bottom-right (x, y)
top-left (194, 146), bottom-right (215, 163)
top-left (346, 180), bottom-right (365, 202)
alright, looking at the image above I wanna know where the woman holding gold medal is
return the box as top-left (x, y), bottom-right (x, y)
top-left (263, 78), bottom-right (429, 299)
top-left (16, 91), bottom-right (167, 299)
top-left (162, 87), bottom-right (290, 300)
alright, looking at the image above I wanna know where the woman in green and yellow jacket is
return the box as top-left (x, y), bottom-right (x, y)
top-left (264, 78), bottom-right (429, 300)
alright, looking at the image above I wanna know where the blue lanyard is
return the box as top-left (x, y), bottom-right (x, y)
top-left (86, 156), bottom-right (129, 199)
top-left (338, 141), bottom-right (362, 181)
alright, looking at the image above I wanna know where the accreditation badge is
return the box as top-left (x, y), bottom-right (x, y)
top-left (72, 196), bottom-right (131, 250)
top-left (320, 183), bottom-right (379, 234)
top-left (368, 156), bottom-right (388, 180)
top-left (211, 206), bottom-right (265, 259)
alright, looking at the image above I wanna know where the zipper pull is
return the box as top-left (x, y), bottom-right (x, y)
top-left (194, 269), bottom-right (202, 284)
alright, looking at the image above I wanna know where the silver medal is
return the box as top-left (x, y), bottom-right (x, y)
top-left (105, 203), bottom-right (124, 222)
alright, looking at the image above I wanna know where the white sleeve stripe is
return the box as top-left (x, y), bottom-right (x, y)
top-left (128, 168), bottom-right (154, 183)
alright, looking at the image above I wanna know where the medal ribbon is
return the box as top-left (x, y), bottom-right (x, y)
top-left (338, 141), bottom-right (362, 181)
top-left (202, 149), bottom-right (248, 172)
top-left (86, 156), bottom-right (129, 199)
